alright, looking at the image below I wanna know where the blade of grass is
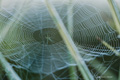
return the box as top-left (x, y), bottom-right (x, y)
top-left (0, 52), bottom-right (21, 80)
top-left (67, 0), bottom-right (74, 36)
top-left (96, 36), bottom-right (120, 56)
top-left (107, 0), bottom-right (120, 36)
top-left (67, 0), bottom-right (78, 80)
top-left (44, 0), bottom-right (94, 80)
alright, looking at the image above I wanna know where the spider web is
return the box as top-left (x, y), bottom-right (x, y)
top-left (0, 0), bottom-right (119, 80)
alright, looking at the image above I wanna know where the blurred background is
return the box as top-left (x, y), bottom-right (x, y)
top-left (0, 0), bottom-right (120, 80)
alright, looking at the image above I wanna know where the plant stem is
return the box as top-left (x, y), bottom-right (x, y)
top-left (44, 0), bottom-right (94, 80)
top-left (67, 0), bottom-right (74, 37)
top-left (0, 52), bottom-right (21, 80)
top-left (107, 0), bottom-right (120, 36)
top-left (67, 0), bottom-right (78, 80)
top-left (96, 36), bottom-right (120, 56)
